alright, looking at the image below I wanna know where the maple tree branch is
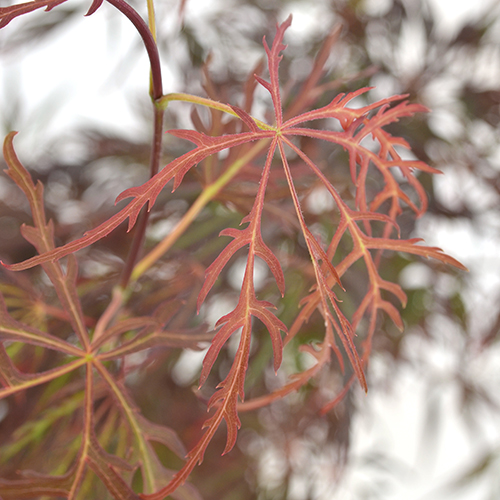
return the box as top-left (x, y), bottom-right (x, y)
top-left (79, 0), bottom-right (166, 335)
top-left (96, 0), bottom-right (165, 289)
top-left (119, 104), bottom-right (165, 289)
top-left (104, 0), bottom-right (163, 100)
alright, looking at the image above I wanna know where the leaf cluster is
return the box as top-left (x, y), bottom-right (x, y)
top-left (0, 1), bottom-right (466, 499)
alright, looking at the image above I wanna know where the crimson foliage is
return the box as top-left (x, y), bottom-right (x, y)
top-left (0, 2), bottom-right (465, 499)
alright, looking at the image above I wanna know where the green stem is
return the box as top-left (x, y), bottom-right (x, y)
top-left (157, 93), bottom-right (274, 131)
top-left (130, 138), bottom-right (270, 282)
top-left (94, 0), bottom-right (163, 327)
top-left (94, 359), bottom-right (156, 492)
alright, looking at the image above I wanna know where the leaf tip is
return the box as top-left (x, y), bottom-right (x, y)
top-left (4, 130), bottom-right (18, 141)
top-left (283, 13), bottom-right (293, 26)
top-left (85, 0), bottom-right (103, 16)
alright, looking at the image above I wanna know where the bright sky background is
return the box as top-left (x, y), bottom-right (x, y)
top-left (1, 0), bottom-right (498, 160)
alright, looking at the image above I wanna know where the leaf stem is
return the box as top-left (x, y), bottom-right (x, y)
top-left (105, 0), bottom-right (163, 100)
top-left (91, 285), bottom-right (125, 344)
top-left (0, 358), bottom-right (88, 399)
top-left (146, 0), bottom-right (158, 97)
top-left (130, 138), bottom-right (270, 282)
top-left (119, 104), bottom-right (165, 289)
top-left (95, 0), bottom-right (164, 326)
top-left (157, 93), bottom-right (274, 131)
top-left (94, 359), bottom-right (156, 492)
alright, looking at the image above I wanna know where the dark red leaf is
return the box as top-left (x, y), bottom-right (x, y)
top-left (0, 0), bottom-right (67, 29)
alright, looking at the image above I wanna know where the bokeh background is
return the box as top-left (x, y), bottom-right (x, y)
top-left (1, 0), bottom-right (500, 499)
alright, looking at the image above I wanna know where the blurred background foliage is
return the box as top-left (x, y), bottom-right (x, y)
top-left (1, 0), bottom-right (500, 499)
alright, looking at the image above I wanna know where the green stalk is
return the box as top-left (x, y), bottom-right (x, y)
top-left (130, 138), bottom-right (270, 282)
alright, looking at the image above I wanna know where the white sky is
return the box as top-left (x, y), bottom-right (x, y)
top-left (0, 0), bottom-right (497, 157)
